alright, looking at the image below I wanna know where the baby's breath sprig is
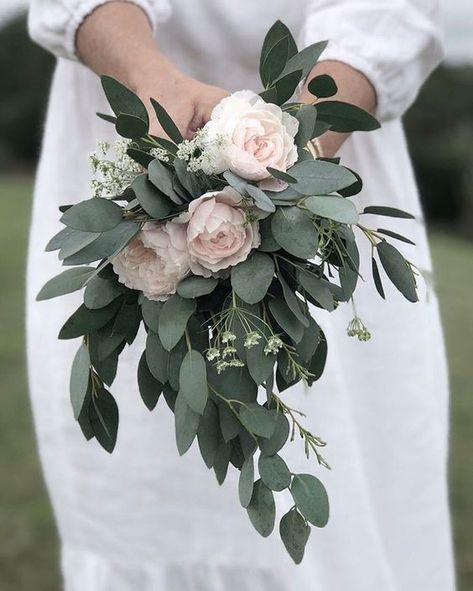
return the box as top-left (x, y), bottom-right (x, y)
top-left (89, 139), bottom-right (142, 198)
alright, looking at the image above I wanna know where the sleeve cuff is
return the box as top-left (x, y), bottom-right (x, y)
top-left (64, 0), bottom-right (171, 61)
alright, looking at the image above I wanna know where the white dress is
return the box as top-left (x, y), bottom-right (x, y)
top-left (27, 1), bottom-right (455, 590)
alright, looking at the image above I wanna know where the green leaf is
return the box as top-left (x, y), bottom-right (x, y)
top-left (101, 75), bottom-right (148, 123)
top-left (276, 41), bottom-right (328, 82)
top-left (167, 337), bottom-right (187, 391)
top-left (362, 206), bottom-right (415, 219)
top-left (239, 456), bottom-right (255, 508)
top-left (145, 330), bottom-right (169, 383)
top-left (84, 276), bottom-right (124, 309)
top-left (271, 206), bottom-right (319, 259)
top-left (174, 391), bottom-right (200, 455)
top-left (260, 21), bottom-right (298, 87)
top-left (96, 112), bottom-right (117, 124)
top-left (294, 104), bottom-right (318, 147)
top-left (137, 352), bottom-right (162, 410)
top-left (258, 216), bottom-right (280, 252)
top-left (239, 404), bottom-right (277, 439)
top-left (148, 159), bottom-right (178, 201)
top-left (59, 300), bottom-right (121, 339)
top-left (296, 316), bottom-right (321, 363)
top-left (297, 269), bottom-right (335, 311)
top-left (213, 440), bottom-right (232, 484)
top-left (307, 332), bottom-right (328, 386)
top-left (150, 97), bottom-right (183, 144)
top-left (303, 195), bottom-right (359, 224)
top-left (89, 388), bottom-right (119, 453)
top-left (131, 174), bottom-right (172, 219)
top-left (141, 298), bottom-right (163, 333)
top-left (376, 228), bottom-right (415, 245)
top-left (45, 226), bottom-right (76, 252)
top-left (316, 101), bottom-right (380, 133)
top-left (218, 403), bottom-right (241, 442)
top-left (231, 253), bottom-right (275, 304)
top-left (307, 74), bottom-right (338, 98)
top-left (371, 257), bottom-right (385, 299)
top-left (279, 507), bottom-right (311, 564)
top-left (291, 473), bottom-right (329, 527)
top-left (197, 400), bottom-right (220, 468)
top-left (266, 167), bottom-right (297, 184)
top-left (36, 267), bottom-right (94, 301)
top-left (288, 160), bottom-right (357, 195)
top-left (246, 335), bottom-right (275, 386)
top-left (62, 221), bottom-right (140, 266)
top-left (60, 198), bottom-right (123, 233)
top-left (247, 480), bottom-right (276, 537)
top-left (376, 241), bottom-right (418, 302)
top-left (245, 184), bottom-right (276, 213)
top-left (207, 364), bottom-right (257, 405)
top-left (258, 453), bottom-right (291, 491)
top-left (116, 113), bottom-right (148, 139)
top-left (58, 229), bottom-right (101, 259)
top-left (158, 294), bottom-right (196, 351)
top-left (70, 342), bottom-right (90, 419)
top-left (268, 297), bottom-right (305, 343)
top-left (126, 147), bottom-right (154, 167)
top-left (277, 270), bottom-right (310, 327)
top-left (179, 349), bottom-right (208, 414)
top-left (259, 412), bottom-right (290, 456)
top-left (177, 276), bottom-right (218, 299)
top-left (270, 70), bottom-right (303, 104)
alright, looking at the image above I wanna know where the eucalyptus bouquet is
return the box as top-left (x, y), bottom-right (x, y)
top-left (38, 21), bottom-right (419, 563)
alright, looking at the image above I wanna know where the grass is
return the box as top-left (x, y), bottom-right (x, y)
top-left (0, 175), bottom-right (471, 590)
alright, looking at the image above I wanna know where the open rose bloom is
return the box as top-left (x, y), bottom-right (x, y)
top-left (201, 90), bottom-right (299, 185)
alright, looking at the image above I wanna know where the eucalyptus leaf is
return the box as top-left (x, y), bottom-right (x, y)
top-left (247, 480), bottom-right (276, 537)
top-left (245, 184), bottom-right (276, 213)
top-left (363, 206), bottom-right (415, 219)
top-left (231, 253), bottom-right (275, 304)
top-left (158, 295), bottom-right (196, 351)
top-left (60, 198), bottom-right (123, 233)
top-left (218, 403), bottom-right (241, 442)
top-left (197, 400), bottom-right (220, 468)
top-left (276, 41), bottom-right (328, 82)
top-left (288, 160), bottom-right (357, 195)
top-left (177, 276), bottom-right (218, 299)
top-left (84, 275), bottom-right (124, 309)
top-left (59, 300), bottom-right (122, 339)
top-left (376, 228), bottom-right (415, 245)
top-left (239, 456), bottom-right (255, 508)
top-left (258, 453), bottom-right (291, 491)
top-left (308, 74), bottom-right (338, 98)
top-left (268, 297), bottom-right (304, 343)
top-left (131, 174), bottom-right (172, 219)
top-left (36, 267), bottom-right (94, 301)
top-left (116, 113), bottom-right (148, 139)
top-left (101, 76), bottom-right (148, 123)
top-left (213, 440), bottom-right (232, 485)
top-left (70, 342), bottom-right (90, 419)
top-left (148, 159), bottom-right (179, 201)
top-left (303, 195), bottom-right (359, 224)
top-left (150, 97), bottom-right (183, 144)
top-left (137, 352), bottom-right (162, 410)
top-left (316, 101), bottom-right (380, 133)
top-left (372, 257), bottom-right (385, 299)
top-left (295, 104), bottom-right (318, 147)
top-left (271, 206), bottom-right (319, 259)
top-left (297, 269), bottom-right (335, 311)
top-left (145, 330), bottom-right (169, 383)
top-left (376, 241), bottom-right (418, 302)
top-left (141, 298), bottom-right (163, 333)
top-left (179, 349), bottom-right (208, 415)
top-left (279, 508), bottom-right (311, 564)
top-left (58, 229), bottom-right (100, 259)
top-left (260, 21), bottom-right (297, 87)
top-left (259, 412), bottom-right (290, 456)
top-left (174, 391), bottom-right (200, 455)
top-left (89, 388), bottom-right (119, 453)
top-left (291, 473), bottom-right (329, 527)
top-left (239, 404), bottom-right (277, 439)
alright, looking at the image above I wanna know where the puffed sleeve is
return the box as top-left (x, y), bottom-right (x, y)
top-left (28, 0), bottom-right (171, 61)
top-left (302, 0), bottom-right (444, 121)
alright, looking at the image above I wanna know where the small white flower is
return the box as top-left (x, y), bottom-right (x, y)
top-left (206, 347), bottom-right (221, 361)
top-left (264, 335), bottom-right (284, 355)
top-left (244, 331), bottom-right (262, 349)
top-left (221, 331), bottom-right (237, 344)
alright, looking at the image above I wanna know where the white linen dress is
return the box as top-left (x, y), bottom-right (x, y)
top-left (26, 1), bottom-right (456, 590)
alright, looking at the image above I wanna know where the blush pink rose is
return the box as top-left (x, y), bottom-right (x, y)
top-left (201, 90), bottom-right (299, 183)
top-left (112, 221), bottom-right (189, 301)
top-left (177, 187), bottom-right (260, 277)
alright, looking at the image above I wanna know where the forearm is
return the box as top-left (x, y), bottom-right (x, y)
top-left (75, 2), bottom-right (178, 92)
top-left (300, 60), bottom-right (377, 157)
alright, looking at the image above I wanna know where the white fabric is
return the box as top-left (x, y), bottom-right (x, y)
top-left (26, 1), bottom-right (455, 590)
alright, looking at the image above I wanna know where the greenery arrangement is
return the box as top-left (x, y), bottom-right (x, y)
top-left (37, 21), bottom-right (419, 563)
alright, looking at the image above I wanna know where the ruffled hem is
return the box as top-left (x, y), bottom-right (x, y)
top-left (61, 545), bottom-right (292, 591)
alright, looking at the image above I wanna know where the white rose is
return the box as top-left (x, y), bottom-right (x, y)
top-left (201, 90), bottom-right (299, 184)
top-left (112, 221), bottom-right (189, 301)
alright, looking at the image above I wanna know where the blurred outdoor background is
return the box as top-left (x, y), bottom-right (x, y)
top-left (0, 2), bottom-right (472, 590)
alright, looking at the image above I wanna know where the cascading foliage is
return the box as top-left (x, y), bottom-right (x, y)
top-left (37, 20), bottom-right (419, 563)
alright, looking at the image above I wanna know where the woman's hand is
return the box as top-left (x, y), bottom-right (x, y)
top-left (76, 2), bottom-right (228, 139)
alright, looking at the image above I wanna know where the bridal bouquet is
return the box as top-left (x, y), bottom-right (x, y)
top-left (38, 21), bottom-right (419, 563)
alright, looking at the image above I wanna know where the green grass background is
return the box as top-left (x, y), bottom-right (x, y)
top-left (0, 176), bottom-right (471, 590)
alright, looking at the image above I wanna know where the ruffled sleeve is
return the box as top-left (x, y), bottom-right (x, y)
top-left (301, 0), bottom-right (444, 121)
top-left (28, 0), bottom-right (171, 61)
